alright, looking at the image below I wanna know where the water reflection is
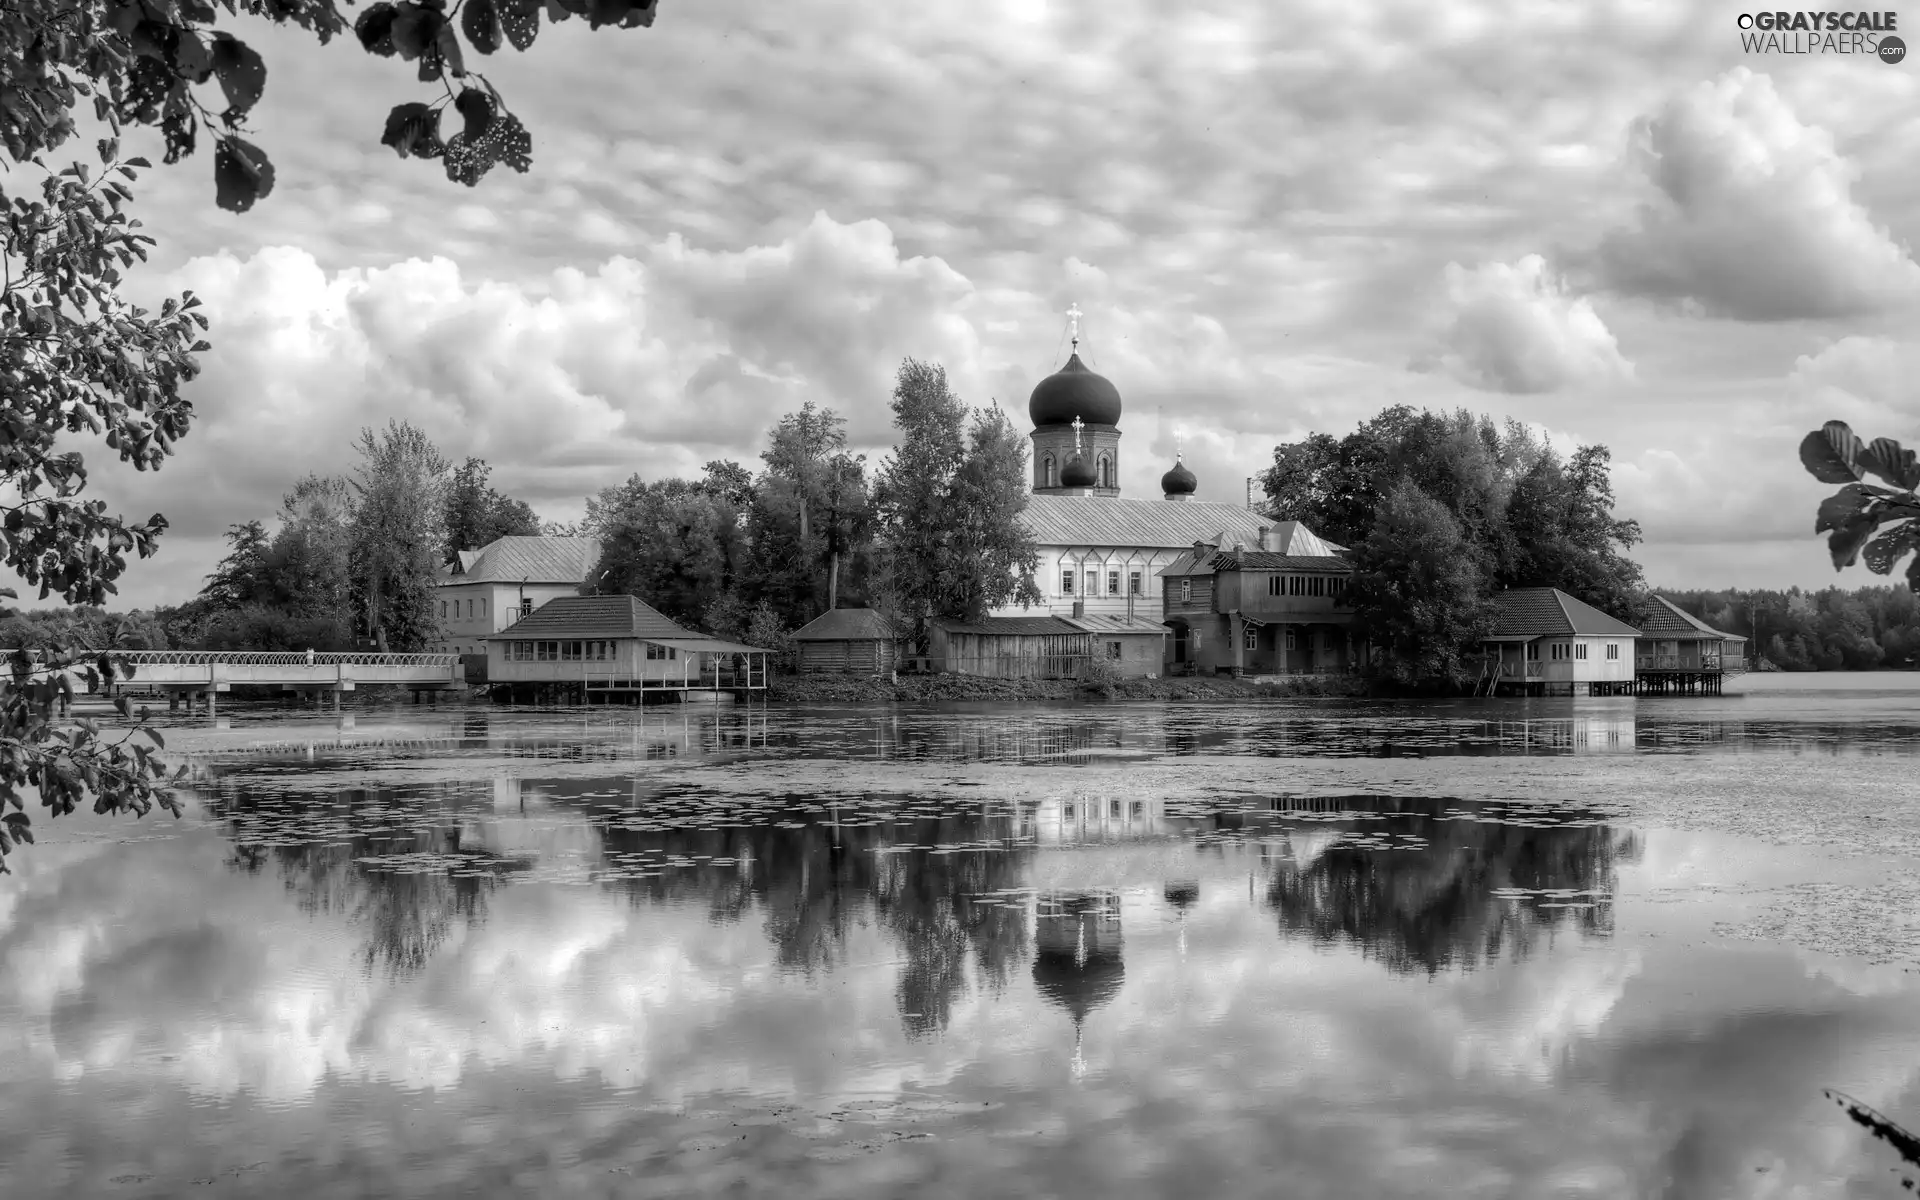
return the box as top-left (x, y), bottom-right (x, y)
top-left (10, 701), bottom-right (1920, 1198)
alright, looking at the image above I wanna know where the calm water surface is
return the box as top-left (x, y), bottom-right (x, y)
top-left (6, 674), bottom-right (1920, 1198)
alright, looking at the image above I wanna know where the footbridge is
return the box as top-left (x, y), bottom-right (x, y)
top-left (8, 650), bottom-right (463, 715)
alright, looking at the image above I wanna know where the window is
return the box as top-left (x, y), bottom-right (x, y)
top-left (1526, 642), bottom-right (1540, 661)
top-left (480, 598), bottom-right (487, 618)
top-left (1268, 576), bottom-right (1280, 596)
top-left (1323, 633), bottom-right (1337, 651)
top-left (1107, 571), bottom-right (1120, 596)
top-left (1129, 571), bottom-right (1142, 596)
top-left (1285, 628), bottom-right (1297, 650)
top-left (1290, 575), bottom-right (1303, 596)
top-left (1606, 643), bottom-right (1619, 660)
top-left (1244, 625), bottom-right (1258, 650)
top-left (1098, 456), bottom-right (1112, 488)
top-left (1191, 631), bottom-right (1202, 651)
top-left (561, 641), bottom-right (581, 661)
top-left (439, 601), bottom-right (447, 619)
top-left (520, 599), bottom-right (533, 617)
top-left (1107, 641), bottom-right (1122, 660)
top-left (1575, 643), bottom-right (1588, 661)
top-left (1180, 579), bottom-right (1192, 603)
top-left (1062, 570), bottom-right (1075, 595)
top-left (1086, 571), bottom-right (1098, 597)
top-left (646, 644), bottom-right (680, 661)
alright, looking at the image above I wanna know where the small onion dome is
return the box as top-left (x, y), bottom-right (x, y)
top-left (1160, 456), bottom-right (1197, 496)
top-left (1061, 452), bottom-right (1098, 488)
top-left (1028, 353), bottom-right (1123, 428)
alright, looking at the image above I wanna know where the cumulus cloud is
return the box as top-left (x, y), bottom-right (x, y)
top-left (1597, 68), bottom-right (1920, 321)
top-left (1786, 335), bottom-right (1920, 434)
top-left (1416, 255), bottom-right (1636, 394)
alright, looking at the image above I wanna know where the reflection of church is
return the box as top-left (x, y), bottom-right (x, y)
top-left (995, 307), bottom-right (1277, 619)
top-left (1033, 891), bottom-right (1126, 1072)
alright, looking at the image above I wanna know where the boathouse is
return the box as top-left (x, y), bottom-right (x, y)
top-left (1481, 587), bottom-right (1641, 696)
top-left (485, 595), bottom-right (769, 703)
top-left (1158, 526), bottom-right (1360, 677)
top-left (791, 607), bottom-right (903, 675)
top-left (1633, 595), bottom-right (1748, 695)
top-left (927, 612), bottom-right (1168, 680)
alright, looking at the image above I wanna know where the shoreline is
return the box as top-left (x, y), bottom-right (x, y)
top-left (764, 673), bottom-right (1374, 704)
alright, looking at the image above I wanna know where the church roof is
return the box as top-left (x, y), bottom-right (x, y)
top-left (1020, 495), bottom-right (1287, 550)
top-left (1639, 595), bottom-right (1748, 642)
top-left (1029, 353), bottom-right (1123, 428)
top-left (439, 536), bottom-right (600, 586)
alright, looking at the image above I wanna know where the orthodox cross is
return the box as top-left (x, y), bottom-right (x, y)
top-left (1067, 302), bottom-right (1082, 352)
top-left (1175, 427), bottom-right (1184, 462)
top-left (1072, 415), bottom-right (1084, 456)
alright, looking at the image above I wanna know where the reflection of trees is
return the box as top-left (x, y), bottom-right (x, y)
top-left (595, 793), bottom-right (1031, 1037)
top-left (1265, 797), bottom-right (1640, 975)
top-left (211, 777), bottom-right (526, 977)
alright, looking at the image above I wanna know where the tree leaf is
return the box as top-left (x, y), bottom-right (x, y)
top-left (462, 0), bottom-right (503, 53)
top-left (214, 137), bottom-right (275, 213)
top-left (355, 2), bottom-right (400, 55)
top-left (587, 0), bottom-right (633, 29)
top-left (499, 0), bottom-right (541, 49)
top-left (390, 2), bottom-right (444, 59)
top-left (1816, 483), bottom-right (1880, 535)
top-left (1862, 521), bottom-right (1920, 576)
top-left (380, 101), bottom-right (442, 158)
top-left (1800, 421), bottom-right (1867, 484)
top-left (1829, 512), bottom-right (1879, 570)
top-left (1860, 437), bottom-right (1920, 492)
top-left (210, 34), bottom-right (268, 114)
top-left (454, 89), bottom-right (494, 141)
top-left (621, 0), bottom-right (657, 28)
top-left (435, 22), bottom-right (466, 77)
top-left (173, 29), bottom-right (216, 83)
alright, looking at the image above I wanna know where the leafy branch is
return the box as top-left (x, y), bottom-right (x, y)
top-left (1799, 421), bottom-right (1920, 587)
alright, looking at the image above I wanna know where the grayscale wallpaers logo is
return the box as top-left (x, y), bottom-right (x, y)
top-left (1737, 11), bottom-right (1905, 60)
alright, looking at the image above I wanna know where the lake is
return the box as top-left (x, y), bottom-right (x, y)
top-left (5, 673), bottom-right (1920, 1198)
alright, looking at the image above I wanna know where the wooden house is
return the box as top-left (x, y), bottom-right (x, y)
top-left (1633, 596), bottom-right (1749, 694)
top-left (928, 611), bottom-right (1168, 680)
top-left (1481, 588), bottom-right (1641, 696)
top-left (485, 595), bottom-right (769, 703)
top-left (1157, 523), bottom-right (1360, 676)
top-left (791, 608), bottom-right (902, 674)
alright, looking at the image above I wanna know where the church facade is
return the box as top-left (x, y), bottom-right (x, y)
top-left (993, 326), bottom-right (1325, 625)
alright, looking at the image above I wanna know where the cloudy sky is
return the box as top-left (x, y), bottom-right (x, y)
top-left (29, 0), bottom-right (1920, 607)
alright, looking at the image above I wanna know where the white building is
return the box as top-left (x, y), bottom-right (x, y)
top-left (992, 324), bottom-right (1285, 619)
top-left (433, 536), bottom-right (601, 655)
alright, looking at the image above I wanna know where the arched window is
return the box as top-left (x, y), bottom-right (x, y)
top-left (1043, 454), bottom-right (1056, 488)
top-left (1098, 455), bottom-right (1111, 488)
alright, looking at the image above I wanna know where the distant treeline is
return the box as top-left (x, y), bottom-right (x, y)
top-left (1658, 586), bottom-right (1920, 671)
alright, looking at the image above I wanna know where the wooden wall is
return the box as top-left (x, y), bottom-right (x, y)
top-left (797, 639), bottom-right (900, 675)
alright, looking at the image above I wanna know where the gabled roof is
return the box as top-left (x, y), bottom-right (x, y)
top-left (1020, 496), bottom-right (1330, 551)
top-left (792, 608), bottom-right (901, 641)
top-left (1209, 551), bottom-right (1352, 572)
top-left (1640, 595), bottom-right (1749, 643)
top-left (487, 595), bottom-right (688, 640)
top-left (440, 536), bottom-right (601, 586)
top-left (1157, 550), bottom-right (1219, 578)
top-left (1490, 588), bottom-right (1642, 639)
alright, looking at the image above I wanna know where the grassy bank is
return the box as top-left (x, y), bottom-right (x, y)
top-left (764, 672), bottom-right (1374, 704)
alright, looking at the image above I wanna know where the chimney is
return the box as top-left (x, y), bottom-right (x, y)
top-left (1071, 599), bottom-right (1086, 619)
top-left (1192, 539), bottom-right (1208, 560)
top-left (1257, 525), bottom-right (1270, 551)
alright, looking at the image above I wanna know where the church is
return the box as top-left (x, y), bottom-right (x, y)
top-left (992, 311), bottom-right (1298, 620)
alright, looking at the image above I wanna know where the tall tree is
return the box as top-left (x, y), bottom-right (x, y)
top-left (443, 457), bottom-right (540, 563)
top-left (198, 520), bottom-right (271, 610)
top-left (590, 475), bottom-right (743, 626)
top-left (348, 420), bottom-right (448, 652)
top-left (872, 359), bottom-right (1040, 646)
top-left (268, 473), bottom-right (354, 622)
top-left (1347, 481), bottom-right (1496, 686)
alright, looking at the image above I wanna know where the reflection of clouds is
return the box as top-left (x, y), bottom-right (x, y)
top-left (1438, 950), bottom-right (1644, 1081)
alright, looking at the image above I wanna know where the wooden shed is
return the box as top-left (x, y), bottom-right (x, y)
top-left (928, 616), bottom-right (1094, 680)
top-left (791, 607), bottom-right (902, 674)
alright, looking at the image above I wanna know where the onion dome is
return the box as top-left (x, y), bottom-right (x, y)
top-left (1061, 452), bottom-right (1098, 488)
top-left (1029, 353), bottom-right (1123, 428)
top-left (1160, 454), bottom-right (1197, 496)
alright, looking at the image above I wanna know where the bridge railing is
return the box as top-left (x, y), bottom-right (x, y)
top-left (1, 649), bottom-right (461, 668)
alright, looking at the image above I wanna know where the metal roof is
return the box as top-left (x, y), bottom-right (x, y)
top-left (934, 616), bottom-right (1086, 637)
top-left (1638, 595), bottom-right (1748, 642)
top-left (1060, 614), bottom-right (1172, 635)
top-left (1209, 550), bottom-right (1352, 572)
top-left (487, 595), bottom-right (688, 640)
top-left (791, 607), bottom-right (901, 641)
top-left (655, 638), bottom-right (771, 655)
top-left (1489, 588), bottom-right (1642, 639)
top-left (1019, 496), bottom-right (1332, 551)
top-left (439, 536), bottom-right (601, 586)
